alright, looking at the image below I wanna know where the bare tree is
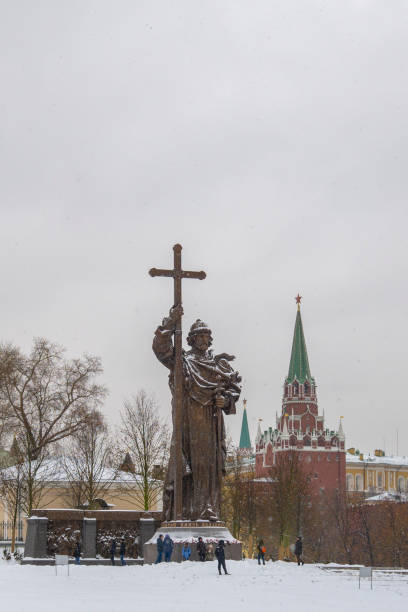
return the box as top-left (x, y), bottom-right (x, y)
top-left (119, 391), bottom-right (169, 511)
top-left (222, 444), bottom-right (258, 555)
top-left (0, 435), bottom-right (56, 535)
top-left (62, 410), bottom-right (117, 508)
top-left (266, 451), bottom-right (311, 559)
top-left (0, 338), bottom-right (107, 513)
top-left (324, 489), bottom-right (357, 564)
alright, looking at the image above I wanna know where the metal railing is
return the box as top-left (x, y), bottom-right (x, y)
top-left (0, 520), bottom-right (24, 542)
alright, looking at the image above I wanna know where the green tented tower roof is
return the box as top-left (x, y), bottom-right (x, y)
top-left (239, 404), bottom-right (252, 449)
top-left (285, 304), bottom-right (314, 385)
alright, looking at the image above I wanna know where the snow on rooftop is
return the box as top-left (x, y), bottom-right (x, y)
top-left (0, 457), bottom-right (144, 483)
top-left (346, 452), bottom-right (408, 466)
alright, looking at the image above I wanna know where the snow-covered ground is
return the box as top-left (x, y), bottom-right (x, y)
top-left (1, 559), bottom-right (407, 612)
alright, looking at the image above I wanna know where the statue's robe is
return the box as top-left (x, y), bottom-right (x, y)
top-left (153, 321), bottom-right (240, 520)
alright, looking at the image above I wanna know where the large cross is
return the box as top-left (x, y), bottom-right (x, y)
top-left (149, 244), bottom-right (206, 520)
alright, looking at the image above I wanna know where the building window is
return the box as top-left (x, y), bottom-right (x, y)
top-left (355, 474), bottom-right (363, 491)
top-left (377, 473), bottom-right (383, 489)
top-left (346, 474), bottom-right (354, 491)
top-left (398, 476), bottom-right (405, 492)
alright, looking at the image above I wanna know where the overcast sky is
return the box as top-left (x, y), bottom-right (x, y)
top-left (1, 1), bottom-right (407, 456)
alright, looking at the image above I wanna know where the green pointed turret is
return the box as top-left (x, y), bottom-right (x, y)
top-left (285, 302), bottom-right (314, 385)
top-left (239, 402), bottom-right (251, 449)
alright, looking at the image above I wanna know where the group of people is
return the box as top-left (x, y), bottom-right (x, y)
top-left (72, 537), bottom-right (128, 566)
top-left (73, 533), bottom-right (304, 569)
top-left (109, 538), bottom-right (127, 566)
top-left (155, 534), bottom-right (229, 575)
top-left (256, 536), bottom-right (304, 566)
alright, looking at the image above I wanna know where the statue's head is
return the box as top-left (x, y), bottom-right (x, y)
top-left (187, 319), bottom-right (213, 351)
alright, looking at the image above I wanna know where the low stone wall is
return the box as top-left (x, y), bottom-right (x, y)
top-left (24, 509), bottom-right (162, 560)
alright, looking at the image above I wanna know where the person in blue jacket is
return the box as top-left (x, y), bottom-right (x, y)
top-left (120, 538), bottom-right (126, 566)
top-left (73, 541), bottom-right (81, 565)
top-left (182, 542), bottom-right (191, 561)
top-left (163, 534), bottom-right (174, 562)
top-left (155, 534), bottom-right (164, 564)
top-left (110, 538), bottom-right (117, 566)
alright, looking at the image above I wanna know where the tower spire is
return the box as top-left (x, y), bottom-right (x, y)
top-left (239, 399), bottom-right (252, 450)
top-left (286, 296), bottom-right (314, 385)
top-left (255, 419), bottom-right (263, 445)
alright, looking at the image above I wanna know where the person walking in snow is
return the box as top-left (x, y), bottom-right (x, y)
top-left (163, 534), bottom-right (174, 562)
top-left (110, 538), bottom-right (117, 566)
top-left (73, 541), bottom-right (81, 565)
top-left (155, 534), bottom-right (164, 564)
top-left (294, 536), bottom-right (304, 566)
top-left (120, 538), bottom-right (126, 566)
top-left (215, 539), bottom-right (229, 575)
top-left (182, 542), bottom-right (191, 561)
top-left (257, 539), bottom-right (266, 565)
top-left (197, 537), bottom-right (207, 562)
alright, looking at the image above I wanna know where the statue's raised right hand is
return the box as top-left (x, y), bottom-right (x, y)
top-left (169, 304), bottom-right (184, 323)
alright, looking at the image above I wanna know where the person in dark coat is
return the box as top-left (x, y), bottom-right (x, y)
top-left (120, 538), bottom-right (126, 566)
top-left (73, 541), bottom-right (81, 565)
top-left (163, 534), bottom-right (174, 562)
top-left (294, 536), bottom-right (304, 566)
top-left (155, 534), bottom-right (164, 564)
top-left (257, 539), bottom-right (266, 566)
top-left (110, 538), bottom-right (117, 566)
top-left (215, 539), bottom-right (229, 575)
top-left (197, 537), bottom-right (207, 562)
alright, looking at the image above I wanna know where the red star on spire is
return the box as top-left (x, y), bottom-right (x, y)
top-left (295, 294), bottom-right (302, 306)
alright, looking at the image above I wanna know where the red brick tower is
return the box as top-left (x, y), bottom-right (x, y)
top-left (255, 296), bottom-right (346, 495)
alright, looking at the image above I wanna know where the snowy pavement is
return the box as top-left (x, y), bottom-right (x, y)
top-left (1, 559), bottom-right (407, 612)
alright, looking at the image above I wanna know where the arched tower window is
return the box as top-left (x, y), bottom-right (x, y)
top-left (293, 383), bottom-right (298, 396)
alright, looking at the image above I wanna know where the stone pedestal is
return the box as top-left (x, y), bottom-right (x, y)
top-left (140, 517), bottom-right (156, 549)
top-left (24, 516), bottom-right (48, 558)
top-left (143, 521), bottom-right (241, 564)
top-left (82, 518), bottom-right (97, 558)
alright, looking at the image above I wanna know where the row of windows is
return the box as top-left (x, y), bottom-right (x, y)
top-left (298, 453), bottom-right (340, 462)
top-left (346, 473), bottom-right (408, 492)
top-left (285, 383), bottom-right (315, 397)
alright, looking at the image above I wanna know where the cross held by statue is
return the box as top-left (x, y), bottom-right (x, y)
top-left (149, 244), bottom-right (206, 520)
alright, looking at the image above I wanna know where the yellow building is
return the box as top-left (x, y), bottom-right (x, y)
top-left (0, 456), bottom-right (162, 545)
top-left (346, 448), bottom-right (408, 495)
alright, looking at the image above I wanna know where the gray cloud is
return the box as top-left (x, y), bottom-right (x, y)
top-left (1, 1), bottom-right (407, 456)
